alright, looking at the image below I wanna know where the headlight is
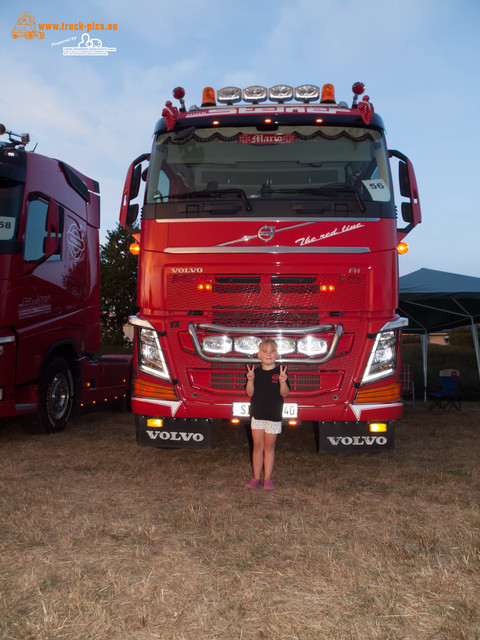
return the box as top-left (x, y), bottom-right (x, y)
top-left (361, 331), bottom-right (398, 383)
top-left (234, 336), bottom-right (262, 355)
top-left (297, 336), bottom-right (328, 356)
top-left (138, 328), bottom-right (170, 380)
top-left (203, 335), bottom-right (233, 354)
top-left (275, 337), bottom-right (296, 355)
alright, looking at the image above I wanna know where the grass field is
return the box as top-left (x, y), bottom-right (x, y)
top-left (1, 404), bottom-right (479, 640)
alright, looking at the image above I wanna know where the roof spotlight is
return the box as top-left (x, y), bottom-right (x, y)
top-left (243, 86), bottom-right (267, 103)
top-left (217, 86), bottom-right (242, 104)
top-left (268, 85), bottom-right (293, 103)
top-left (294, 84), bottom-right (320, 103)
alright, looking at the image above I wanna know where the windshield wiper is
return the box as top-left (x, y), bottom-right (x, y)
top-left (167, 188), bottom-right (252, 212)
top-left (259, 185), bottom-right (366, 213)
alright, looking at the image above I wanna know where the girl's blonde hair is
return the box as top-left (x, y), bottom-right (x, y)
top-left (258, 338), bottom-right (278, 352)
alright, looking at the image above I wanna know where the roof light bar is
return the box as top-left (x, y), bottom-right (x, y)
top-left (243, 86), bottom-right (267, 104)
top-left (268, 85), bottom-right (293, 103)
top-left (217, 86), bottom-right (242, 104)
top-left (294, 84), bottom-right (320, 103)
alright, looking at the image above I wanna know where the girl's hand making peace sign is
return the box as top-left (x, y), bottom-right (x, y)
top-left (246, 364), bottom-right (255, 381)
top-left (279, 365), bottom-right (288, 383)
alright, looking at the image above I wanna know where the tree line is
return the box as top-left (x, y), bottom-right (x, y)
top-left (99, 223), bottom-right (138, 346)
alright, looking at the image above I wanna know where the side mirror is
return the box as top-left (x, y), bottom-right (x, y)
top-left (126, 204), bottom-right (139, 226)
top-left (389, 149), bottom-right (421, 240)
top-left (119, 153), bottom-right (150, 231)
top-left (398, 160), bottom-right (410, 198)
top-left (129, 164), bottom-right (142, 201)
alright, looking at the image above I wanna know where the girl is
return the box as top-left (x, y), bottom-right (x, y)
top-left (244, 338), bottom-right (289, 490)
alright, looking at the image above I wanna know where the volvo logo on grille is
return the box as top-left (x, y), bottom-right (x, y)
top-left (258, 225), bottom-right (275, 242)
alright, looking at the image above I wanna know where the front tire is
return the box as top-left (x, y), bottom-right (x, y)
top-left (20, 357), bottom-right (74, 434)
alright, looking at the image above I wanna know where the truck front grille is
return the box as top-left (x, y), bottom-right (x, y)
top-left (191, 366), bottom-right (343, 395)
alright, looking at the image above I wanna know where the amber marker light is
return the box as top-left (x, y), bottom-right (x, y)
top-left (212, 120), bottom-right (220, 126)
top-left (231, 418), bottom-right (240, 424)
top-left (197, 283), bottom-right (213, 291)
top-left (147, 418), bottom-right (164, 428)
top-left (369, 422), bottom-right (388, 433)
top-left (264, 118), bottom-right (272, 124)
top-left (397, 242), bottom-right (409, 255)
top-left (129, 242), bottom-right (140, 256)
top-left (320, 284), bottom-right (336, 292)
top-left (316, 118), bottom-right (323, 124)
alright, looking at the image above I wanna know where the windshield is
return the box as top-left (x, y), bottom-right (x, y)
top-left (0, 178), bottom-right (24, 247)
top-left (146, 125), bottom-right (393, 212)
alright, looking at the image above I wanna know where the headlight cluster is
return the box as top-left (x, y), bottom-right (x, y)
top-left (361, 331), bottom-right (398, 383)
top-left (138, 328), bottom-right (170, 380)
top-left (202, 334), bottom-right (328, 357)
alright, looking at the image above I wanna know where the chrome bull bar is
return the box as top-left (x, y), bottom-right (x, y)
top-left (188, 322), bottom-right (343, 365)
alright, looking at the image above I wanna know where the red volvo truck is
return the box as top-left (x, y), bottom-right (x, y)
top-left (120, 82), bottom-right (421, 452)
top-left (0, 124), bottom-right (131, 434)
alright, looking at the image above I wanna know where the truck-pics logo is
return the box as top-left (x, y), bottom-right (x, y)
top-left (63, 33), bottom-right (116, 56)
top-left (11, 13), bottom-right (117, 56)
top-left (11, 12), bottom-right (44, 40)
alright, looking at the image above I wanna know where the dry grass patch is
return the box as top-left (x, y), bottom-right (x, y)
top-left (1, 404), bottom-right (479, 639)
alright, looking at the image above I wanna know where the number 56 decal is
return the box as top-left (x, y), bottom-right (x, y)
top-left (362, 179), bottom-right (391, 202)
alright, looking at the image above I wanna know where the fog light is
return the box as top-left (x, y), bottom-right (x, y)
top-left (297, 336), bottom-right (328, 356)
top-left (275, 337), bottom-right (296, 355)
top-left (234, 335), bottom-right (262, 355)
top-left (203, 335), bottom-right (233, 354)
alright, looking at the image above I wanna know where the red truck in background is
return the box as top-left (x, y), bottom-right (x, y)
top-left (0, 124), bottom-right (131, 434)
top-left (120, 82), bottom-right (421, 452)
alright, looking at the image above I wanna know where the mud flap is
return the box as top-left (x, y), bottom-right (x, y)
top-left (135, 416), bottom-right (212, 449)
top-left (312, 421), bottom-right (395, 453)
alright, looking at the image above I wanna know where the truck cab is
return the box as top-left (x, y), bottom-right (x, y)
top-left (0, 124), bottom-right (130, 433)
top-left (120, 83), bottom-right (421, 452)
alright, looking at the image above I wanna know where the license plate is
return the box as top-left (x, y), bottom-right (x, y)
top-left (232, 402), bottom-right (298, 419)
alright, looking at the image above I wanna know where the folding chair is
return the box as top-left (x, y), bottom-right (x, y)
top-left (428, 369), bottom-right (461, 411)
top-left (401, 363), bottom-right (415, 408)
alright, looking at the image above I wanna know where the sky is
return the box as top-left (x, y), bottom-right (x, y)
top-left (1, 0), bottom-right (479, 277)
